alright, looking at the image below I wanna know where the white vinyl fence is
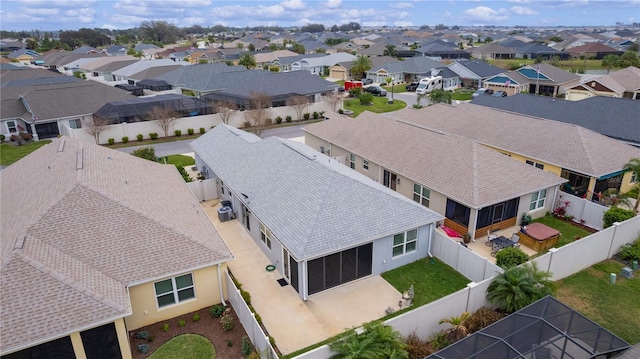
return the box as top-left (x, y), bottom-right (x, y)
top-left (225, 271), bottom-right (278, 359)
top-left (558, 192), bottom-right (608, 230)
top-left (431, 231), bottom-right (503, 282)
top-left (186, 178), bottom-right (218, 202)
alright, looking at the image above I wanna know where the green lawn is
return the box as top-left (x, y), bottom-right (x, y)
top-left (381, 258), bottom-right (470, 307)
top-left (556, 259), bottom-right (640, 344)
top-left (531, 215), bottom-right (592, 247)
top-left (451, 89), bottom-right (474, 101)
top-left (488, 58), bottom-right (607, 72)
top-left (0, 140), bottom-right (52, 165)
top-left (344, 96), bottom-right (407, 117)
top-left (148, 334), bottom-right (215, 359)
top-left (162, 154), bottom-right (195, 167)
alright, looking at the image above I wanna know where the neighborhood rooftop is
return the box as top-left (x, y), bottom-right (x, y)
top-left (191, 125), bottom-right (443, 260)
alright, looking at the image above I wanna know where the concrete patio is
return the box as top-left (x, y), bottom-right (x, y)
top-left (437, 226), bottom-right (538, 262)
top-left (201, 200), bottom-right (403, 354)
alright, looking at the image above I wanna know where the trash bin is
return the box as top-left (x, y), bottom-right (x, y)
top-left (217, 206), bottom-right (232, 222)
top-left (221, 200), bottom-right (232, 209)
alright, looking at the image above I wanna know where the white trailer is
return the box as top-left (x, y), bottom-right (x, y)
top-left (415, 76), bottom-right (443, 95)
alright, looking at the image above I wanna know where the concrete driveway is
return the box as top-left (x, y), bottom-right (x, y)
top-left (201, 200), bottom-right (402, 354)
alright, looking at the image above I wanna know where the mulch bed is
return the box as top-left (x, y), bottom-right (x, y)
top-left (129, 305), bottom-right (248, 358)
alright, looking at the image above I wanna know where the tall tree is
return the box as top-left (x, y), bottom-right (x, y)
top-left (139, 20), bottom-right (181, 44)
top-left (618, 50), bottom-right (640, 68)
top-left (214, 101), bottom-right (237, 125)
top-left (601, 54), bottom-right (619, 74)
top-left (487, 263), bottom-right (554, 313)
top-left (325, 91), bottom-right (343, 112)
top-left (151, 106), bottom-right (178, 138)
top-left (383, 44), bottom-right (397, 58)
top-left (623, 158), bottom-right (640, 213)
top-left (351, 55), bottom-right (372, 80)
top-left (244, 92), bottom-right (272, 136)
top-left (83, 116), bottom-right (110, 144)
top-left (287, 95), bottom-right (310, 120)
top-left (238, 53), bottom-right (256, 69)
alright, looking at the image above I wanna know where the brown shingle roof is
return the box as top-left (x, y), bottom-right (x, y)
top-left (304, 111), bottom-right (565, 208)
top-left (0, 137), bottom-right (232, 353)
top-left (392, 104), bottom-right (640, 177)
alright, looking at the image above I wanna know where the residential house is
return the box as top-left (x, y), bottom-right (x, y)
top-left (292, 52), bottom-right (357, 75)
top-left (191, 125), bottom-right (442, 299)
top-left (6, 49), bottom-right (40, 64)
top-left (88, 59), bottom-right (139, 82)
top-left (392, 103), bottom-right (640, 202)
top-left (500, 39), bottom-right (570, 60)
top-left (0, 137), bottom-right (233, 357)
top-left (109, 59), bottom-right (189, 84)
top-left (0, 38), bottom-right (23, 52)
top-left (471, 94), bottom-right (640, 148)
top-left (271, 53), bottom-right (326, 73)
top-left (34, 50), bottom-right (105, 70)
top-left (304, 111), bottom-right (566, 240)
top-left (469, 43), bottom-right (516, 60)
top-left (103, 45), bottom-right (128, 56)
top-left (133, 43), bottom-right (161, 59)
top-left (412, 40), bottom-right (469, 59)
top-left (74, 56), bottom-right (137, 80)
top-left (483, 63), bottom-right (581, 97)
top-left (566, 43), bottom-right (624, 59)
top-left (447, 59), bottom-right (504, 88)
top-left (253, 50), bottom-right (299, 70)
top-left (365, 57), bottom-right (446, 84)
top-left (329, 56), bottom-right (397, 81)
top-left (1, 68), bottom-right (136, 139)
top-left (565, 66), bottom-right (640, 101)
top-left (153, 63), bottom-right (248, 96)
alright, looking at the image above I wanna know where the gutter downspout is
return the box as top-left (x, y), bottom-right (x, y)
top-left (217, 263), bottom-right (226, 306)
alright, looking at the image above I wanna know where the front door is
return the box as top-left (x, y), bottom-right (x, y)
top-left (383, 170), bottom-right (397, 191)
top-left (242, 204), bottom-right (250, 231)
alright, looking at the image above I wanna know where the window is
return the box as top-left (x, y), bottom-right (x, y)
top-left (631, 172), bottom-right (638, 183)
top-left (69, 119), bottom-right (81, 129)
top-left (6, 120), bottom-right (16, 133)
top-left (349, 153), bottom-right (355, 169)
top-left (220, 180), bottom-right (225, 195)
top-left (260, 223), bottom-right (272, 249)
top-left (392, 229), bottom-right (418, 257)
top-left (413, 183), bottom-right (430, 207)
top-left (363, 159), bottom-right (369, 170)
top-left (529, 189), bottom-right (547, 211)
top-left (525, 160), bottom-right (544, 170)
top-left (154, 274), bottom-right (195, 308)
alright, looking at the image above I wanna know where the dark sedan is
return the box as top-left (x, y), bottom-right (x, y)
top-left (364, 85), bottom-right (387, 96)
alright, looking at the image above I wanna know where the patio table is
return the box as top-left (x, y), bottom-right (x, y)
top-left (490, 236), bottom-right (515, 256)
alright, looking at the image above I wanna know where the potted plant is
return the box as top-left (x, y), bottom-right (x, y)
top-left (462, 233), bottom-right (471, 244)
top-left (520, 213), bottom-right (532, 226)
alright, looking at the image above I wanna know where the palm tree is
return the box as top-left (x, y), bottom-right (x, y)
top-left (623, 158), bottom-right (640, 213)
top-left (486, 263), bottom-right (554, 313)
top-left (351, 55), bottom-right (372, 81)
top-left (429, 89), bottom-right (452, 105)
top-left (383, 44), bottom-right (397, 57)
top-left (238, 53), bottom-right (256, 69)
top-left (329, 322), bottom-right (407, 359)
top-left (601, 54), bottom-right (619, 74)
top-left (439, 312), bottom-right (470, 342)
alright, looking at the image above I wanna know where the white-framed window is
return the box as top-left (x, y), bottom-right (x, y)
top-left (413, 183), bottom-right (430, 207)
top-left (69, 119), bottom-right (81, 129)
top-left (363, 159), bottom-right (369, 170)
top-left (525, 160), bottom-right (544, 170)
top-left (529, 189), bottom-right (547, 211)
top-left (221, 180), bottom-right (225, 195)
top-left (6, 120), bottom-right (17, 133)
top-left (631, 172), bottom-right (639, 183)
top-left (349, 153), bottom-right (355, 169)
top-left (154, 273), bottom-right (195, 308)
top-left (393, 228), bottom-right (418, 257)
top-left (260, 223), bottom-right (272, 249)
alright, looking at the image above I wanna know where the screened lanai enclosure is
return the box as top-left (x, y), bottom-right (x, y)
top-left (94, 94), bottom-right (213, 124)
top-left (426, 296), bottom-right (630, 359)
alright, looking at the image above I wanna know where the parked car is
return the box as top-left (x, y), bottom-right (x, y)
top-left (364, 85), bottom-right (387, 96)
top-left (492, 91), bottom-right (507, 97)
top-left (405, 82), bottom-right (419, 92)
top-left (362, 78), bottom-right (373, 85)
top-left (472, 88), bottom-right (494, 97)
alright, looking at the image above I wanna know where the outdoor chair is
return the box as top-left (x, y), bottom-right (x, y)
top-left (511, 233), bottom-right (520, 248)
top-left (486, 229), bottom-right (498, 246)
top-left (490, 242), bottom-right (502, 257)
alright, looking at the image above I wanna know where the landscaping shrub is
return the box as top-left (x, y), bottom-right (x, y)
top-left (178, 319), bottom-right (186, 327)
top-left (404, 332), bottom-right (433, 358)
top-left (149, 132), bottom-right (159, 140)
top-left (174, 129), bottom-right (182, 136)
top-left (136, 133), bottom-right (143, 141)
top-left (136, 330), bottom-right (150, 340)
top-left (220, 314), bottom-right (234, 331)
top-left (10, 134), bottom-right (18, 142)
top-left (285, 115), bottom-right (292, 123)
top-left (0, 134), bottom-right (5, 143)
top-left (312, 111), bottom-right (319, 119)
top-left (187, 128), bottom-right (195, 135)
top-left (131, 147), bottom-right (156, 162)
top-left (265, 118), bottom-right (273, 126)
top-left (121, 136), bottom-right (129, 143)
top-left (240, 289), bottom-right (251, 305)
top-left (210, 304), bottom-right (226, 318)
top-left (137, 344), bottom-right (149, 354)
top-left (303, 113), bottom-right (310, 120)
top-left (241, 336), bottom-right (253, 356)
top-left (19, 132), bottom-right (32, 141)
top-left (464, 306), bottom-right (506, 334)
top-left (108, 138), bottom-right (115, 145)
top-left (175, 165), bottom-right (193, 182)
top-left (275, 116), bottom-right (283, 124)
top-left (348, 87), bottom-right (361, 97)
top-left (161, 323), bottom-right (169, 332)
top-left (619, 239), bottom-right (640, 262)
top-left (428, 330), bottom-right (451, 351)
top-left (199, 127), bottom-right (206, 134)
top-left (192, 313), bottom-right (201, 322)
top-left (487, 263), bottom-right (554, 313)
top-left (603, 206), bottom-right (636, 228)
top-left (495, 247), bottom-right (529, 269)
top-left (359, 92), bottom-right (374, 105)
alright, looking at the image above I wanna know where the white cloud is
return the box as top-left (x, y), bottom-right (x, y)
top-left (27, 8), bottom-right (61, 16)
top-left (281, 0), bottom-right (305, 10)
top-left (507, 0), bottom-right (531, 3)
top-left (510, 6), bottom-right (537, 15)
top-left (325, 0), bottom-right (341, 9)
top-left (462, 6), bottom-right (508, 23)
top-left (394, 20), bottom-right (414, 27)
top-left (390, 2), bottom-right (414, 9)
top-left (211, 4), bottom-right (286, 20)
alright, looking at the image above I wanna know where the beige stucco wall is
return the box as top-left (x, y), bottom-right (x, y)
top-left (620, 172), bottom-right (638, 194)
top-left (125, 264), bottom-right (227, 331)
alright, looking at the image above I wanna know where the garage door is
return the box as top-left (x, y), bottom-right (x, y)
top-left (307, 243), bottom-right (372, 295)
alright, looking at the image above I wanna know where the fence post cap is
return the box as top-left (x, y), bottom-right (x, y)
top-left (466, 282), bottom-right (479, 288)
top-left (548, 248), bottom-right (559, 253)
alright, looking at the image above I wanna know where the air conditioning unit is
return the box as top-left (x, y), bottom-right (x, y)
top-left (217, 206), bottom-right (233, 222)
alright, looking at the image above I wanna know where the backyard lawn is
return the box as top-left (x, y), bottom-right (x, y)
top-left (161, 154), bottom-right (195, 167)
top-left (343, 96), bottom-right (406, 117)
top-left (531, 215), bottom-right (593, 247)
top-left (381, 258), bottom-right (470, 307)
top-left (148, 334), bottom-right (215, 359)
top-left (0, 140), bottom-right (52, 165)
top-left (555, 259), bottom-right (640, 344)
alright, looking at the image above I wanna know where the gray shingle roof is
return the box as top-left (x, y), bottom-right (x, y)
top-left (392, 104), bottom-right (640, 177)
top-left (371, 57), bottom-right (444, 74)
top-left (154, 63), bottom-right (247, 91)
top-left (0, 137), bottom-right (232, 353)
top-left (448, 59), bottom-right (504, 78)
top-left (111, 59), bottom-right (189, 78)
top-left (191, 125), bottom-right (442, 260)
top-left (471, 94), bottom-right (640, 146)
top-left (304, 112), bottom-right (566, 209)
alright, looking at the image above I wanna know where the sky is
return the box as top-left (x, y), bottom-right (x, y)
top-left (0, 0), bottom-right (639, 32)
